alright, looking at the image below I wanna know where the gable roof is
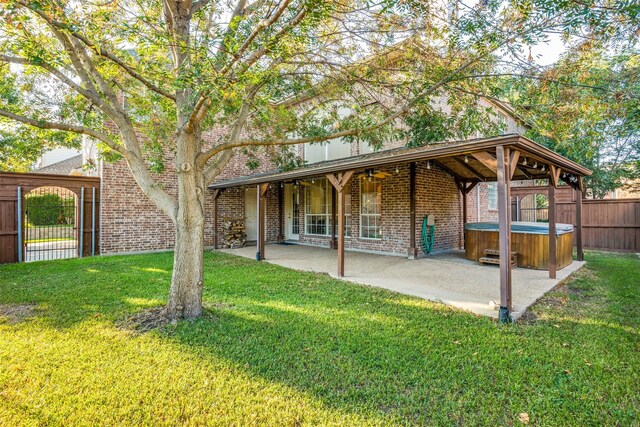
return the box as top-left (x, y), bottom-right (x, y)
top-left (32, 155), bottom-right (83, 175)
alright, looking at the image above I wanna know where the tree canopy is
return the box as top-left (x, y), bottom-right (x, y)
top-left (1, 0), bottom-right (638, 318)
top-left (512, 45), bottom-right (639, 198)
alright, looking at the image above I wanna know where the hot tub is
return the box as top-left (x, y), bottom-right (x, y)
top-left (464, 222), bottom-right (574, 270)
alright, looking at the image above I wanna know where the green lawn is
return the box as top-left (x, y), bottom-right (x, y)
top-left (0, 251), bottom-right (638, 426)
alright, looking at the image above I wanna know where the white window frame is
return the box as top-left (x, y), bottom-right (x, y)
top-left (305, 178), bottom-right (332, 236)
top-left (359, 179), bottom-right (382, 239)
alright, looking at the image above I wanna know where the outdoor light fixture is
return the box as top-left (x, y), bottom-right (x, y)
top-left (533, 162), bottom-right (538, 169)
top-left (427, 161), bottom-right (431, 170)
top-left (523, 157), bottom-right (528, 166)
top-left (541, 164), bottom-right (546, 172)
top-left (395, 165), bottom-right (399, 174)
top-left (464, 155), bottom-right (469, 163)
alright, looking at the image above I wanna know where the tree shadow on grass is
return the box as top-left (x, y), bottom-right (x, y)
top-left (0, 251), bottom-right (637, 425)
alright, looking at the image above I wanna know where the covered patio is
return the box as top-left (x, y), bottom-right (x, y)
top-left (222, 244), bottom-right (585, 319)
top-left (211, 134), bottom-right (591, 322)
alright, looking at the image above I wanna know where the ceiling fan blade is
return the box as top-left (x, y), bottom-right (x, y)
top-left (374, 172), bottom-right (391, 178)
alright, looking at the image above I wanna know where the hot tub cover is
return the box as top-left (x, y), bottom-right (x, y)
top-left (464, 221), bottom-right (574, 235)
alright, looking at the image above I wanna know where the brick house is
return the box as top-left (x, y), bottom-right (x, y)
top-left (99, 98), bottom-right (527, 257)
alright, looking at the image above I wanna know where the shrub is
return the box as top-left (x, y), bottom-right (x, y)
top-left (25, 193), bottom-right (75, 226)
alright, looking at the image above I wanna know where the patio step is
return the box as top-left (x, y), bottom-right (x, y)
top-left (479, 249), bottom-right (517, 267)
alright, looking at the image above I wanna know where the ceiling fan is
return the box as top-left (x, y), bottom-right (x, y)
top-left (358, 169), bottom-right (392, 181)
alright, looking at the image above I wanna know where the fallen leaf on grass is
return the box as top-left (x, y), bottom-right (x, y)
top-left (518, 412), bottom-right (530, 424)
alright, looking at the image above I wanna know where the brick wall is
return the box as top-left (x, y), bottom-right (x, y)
top-left (216, 161), bottom-right (467, 257)
top-left (99, 130), bottom-right (279, 254)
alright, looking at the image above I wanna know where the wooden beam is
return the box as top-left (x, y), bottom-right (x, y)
top-left (496, 145), bottom-right (512, 323)
top-left (465, 181), bottom-right (478, 194)
top-left (326, 170), bottom-right (355, 277)
top-left (256, 183), bottom-right (269, 261)
top-left (508, 150), bottom-right (521, 180)
top-left (576, 178), bottom-right (584, 261)
top-left (325, 170), bottom-right (354, 193)
top-left (259, 182), bottom-right (270, 198)
top-left (549, 164), bottom-right (562, 188)
top-left (548, 181), bottom-right (557, 279)
top-left (471, 151), bottom-right (498, 174)
top-left (452, 157), bottom-right (486, 181)
top-left (431, 159), bottom-right (470, 182)
top-left (408, 162), bottom-right (417, 259)
top-left (514, 164), bottom-right (532, 179)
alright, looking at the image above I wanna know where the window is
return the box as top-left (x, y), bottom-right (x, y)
top-left (304, 139), bottom-right (351, 164)
top-left (487, 182), bottom-right (498, 210)
top-left (360, 179), bottom-right (382, 239)
top-left (303, 178), bottom-right (352, 237)
top-left (305, 178), bottom-right (331, 235)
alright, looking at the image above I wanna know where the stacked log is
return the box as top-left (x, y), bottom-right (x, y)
top-left (221, 218), bottom-right (246, 249)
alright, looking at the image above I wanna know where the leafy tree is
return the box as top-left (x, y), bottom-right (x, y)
top-left (512, 45), bottom-right (639, 198)
top-left (0, 0), bottom-right (637, 319)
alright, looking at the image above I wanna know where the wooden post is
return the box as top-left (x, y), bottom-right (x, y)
top-left (456, 180), bottom-right (477, 251)
top-left (278, 184), bottom-right (285, 243)
top-left (256, 183), bottom-right (269, 261)
top-left (576, 177), bottom-right (584, 261)
top-left (548, 182), bottom-right (557, 278)
top-left (408, 162), bottom-right (417, 259)
top-left (496, 145), bottom-right (512, 323)
top-left (326, 170), bottom-right (355, 277)
top-left (330, 186), bottom-right (337, 250)
top-left (462, 186), bottom-right (467, 248)
top-left (212, 189), bottom-right (223, 249)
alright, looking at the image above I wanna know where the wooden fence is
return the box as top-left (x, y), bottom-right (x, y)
top-left (511, 186), bottom-right (639, 252)
top-left (556, 198), bottom-right (639, 252)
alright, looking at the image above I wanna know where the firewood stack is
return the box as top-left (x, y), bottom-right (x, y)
top-left (221, 218), bottom-right (246, 249)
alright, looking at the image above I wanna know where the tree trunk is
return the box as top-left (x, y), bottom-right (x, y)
top-left (163, 130), bottom-right (206, 320)
top-left (164, 207), bottom-right (205, 319)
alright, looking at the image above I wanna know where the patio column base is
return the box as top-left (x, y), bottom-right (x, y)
top-left (498, 306), bottom-right (512, 324)
top-left (407, 247), bottom-right (418, 259)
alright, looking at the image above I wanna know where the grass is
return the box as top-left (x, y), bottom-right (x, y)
top-left (0, 251), bottom-right (638, 426)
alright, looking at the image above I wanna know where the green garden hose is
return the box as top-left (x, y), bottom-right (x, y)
top-left (421, 215), bottom-right (435, 254)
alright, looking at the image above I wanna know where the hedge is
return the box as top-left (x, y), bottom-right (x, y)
top-left (25, 193), bottom-right (75, 226)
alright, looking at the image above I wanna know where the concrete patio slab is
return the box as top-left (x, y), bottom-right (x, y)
top-left (221, 244), bottom-right (585, 320)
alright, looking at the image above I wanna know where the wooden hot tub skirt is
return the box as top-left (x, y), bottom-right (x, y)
top-left (464, 222), bottom-right (574, 270)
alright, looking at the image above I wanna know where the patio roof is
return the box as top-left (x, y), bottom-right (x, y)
top-left (208, 134), bottom-right (591, 190)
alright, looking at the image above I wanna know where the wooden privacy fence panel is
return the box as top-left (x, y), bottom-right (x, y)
top-left (557, 198), bottom-right (640, 252)
top-left (0, 172), bottom-right (100, 264)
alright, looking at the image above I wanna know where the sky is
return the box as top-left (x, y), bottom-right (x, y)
top-left (530, 33), bottom-right (567, 66)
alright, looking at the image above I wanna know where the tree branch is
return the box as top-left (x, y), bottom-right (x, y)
top-left (15, 0), bottom-right (176, 101)
top-left (0, 107), bottom-right (121, 152)
top-left (0, 54), bottom-right (109, 112)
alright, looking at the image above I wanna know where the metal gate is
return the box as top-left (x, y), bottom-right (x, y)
top-left (23, 186), bottom-right (79, 262)
top-left (0, 172), bottom-right (100, 264)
